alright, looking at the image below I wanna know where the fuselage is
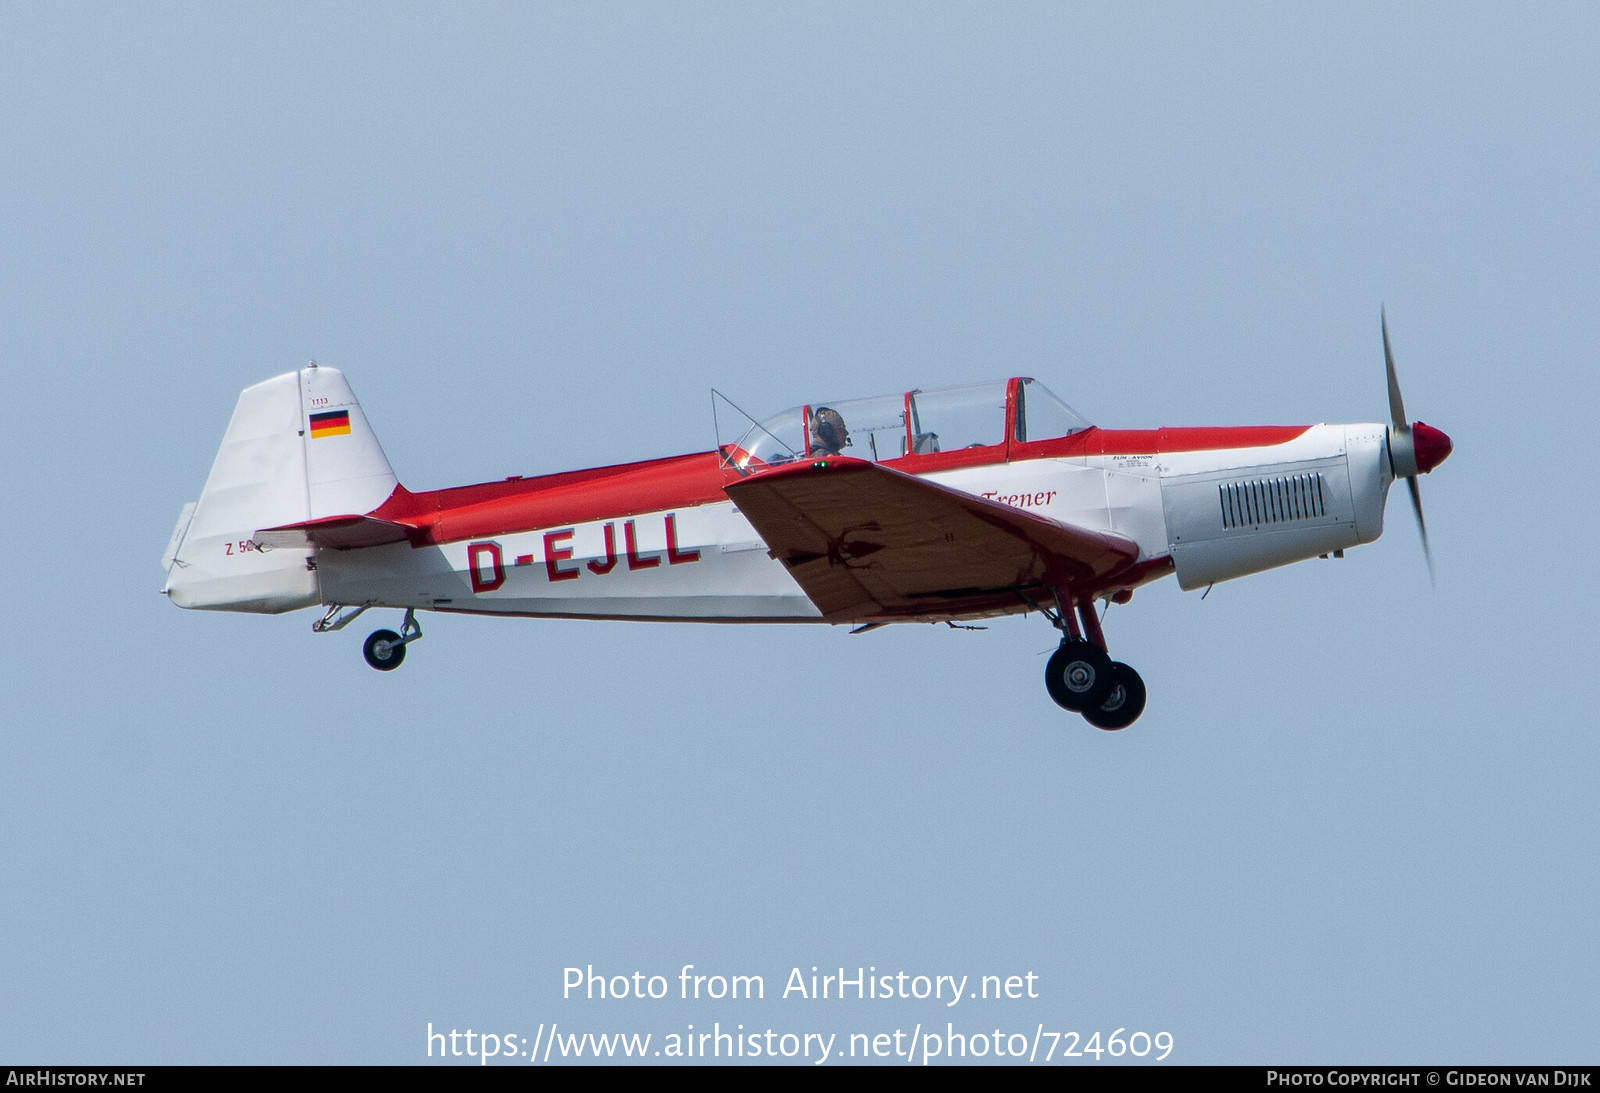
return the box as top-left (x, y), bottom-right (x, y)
top-left (162, 367), bottom-right (1407, 624)
top-left (315, 420), bottom-right (1393, 623)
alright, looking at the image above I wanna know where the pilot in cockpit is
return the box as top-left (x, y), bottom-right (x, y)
top-left (810, 407), bottom-right (849, 456)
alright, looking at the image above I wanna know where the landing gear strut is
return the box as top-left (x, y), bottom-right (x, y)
top-left (362, 608), bottom-right (422, 671)
top-left (1037, 588), bottom-right (1147, 729)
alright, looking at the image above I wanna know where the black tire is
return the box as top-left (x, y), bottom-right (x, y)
top-left (1045, 640), bottom-right (1114, 711)
top-left (363, 629), bottom-right (406, 671)
top-left (1083, 662), bottom-right (1146, 731)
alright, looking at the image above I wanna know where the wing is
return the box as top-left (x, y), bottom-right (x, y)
top-left (723, 458), bottom-right (1141, 622)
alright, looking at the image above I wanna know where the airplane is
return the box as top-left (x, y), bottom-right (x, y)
top-left (161, 316), bottom-right (1450, 729)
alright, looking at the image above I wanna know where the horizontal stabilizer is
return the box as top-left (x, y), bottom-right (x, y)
top-left (162, 501), bottom-right (197, 571)
top-left (254, 514), bottom-right (415, 550)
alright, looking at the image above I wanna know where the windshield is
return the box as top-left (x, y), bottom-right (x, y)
top-left (1014, 379), bottom-right (1090, 442)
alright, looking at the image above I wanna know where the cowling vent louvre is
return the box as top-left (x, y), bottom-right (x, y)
top-left (1219, 472), bottom-right (1327, 530)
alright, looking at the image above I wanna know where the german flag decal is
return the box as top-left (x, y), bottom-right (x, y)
top-left (309, 409), bottom-right (351, 438)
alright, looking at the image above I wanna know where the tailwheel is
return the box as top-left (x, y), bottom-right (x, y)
top-left (1083, 662), bottom-right (1146, 731)
top-left (362, 608), bottom-right (422, 671)
top-left (363, 629), bottom-right (405, 671)
top-left (1045, 640), bottom-right (1115, 712)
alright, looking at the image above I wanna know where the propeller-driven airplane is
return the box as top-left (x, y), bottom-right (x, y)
top-left (162, 316), bottom-right (1450, 729)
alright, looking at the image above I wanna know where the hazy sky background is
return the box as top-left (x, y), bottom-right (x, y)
top-left (4, 2), bottom-right (1596, 1064)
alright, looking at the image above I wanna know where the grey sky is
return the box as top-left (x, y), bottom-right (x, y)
top-left (3, 2), bottom-right (1596, 1064)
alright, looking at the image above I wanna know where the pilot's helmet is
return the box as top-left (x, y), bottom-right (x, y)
top-left (812, 407), bottom-right (848, 452)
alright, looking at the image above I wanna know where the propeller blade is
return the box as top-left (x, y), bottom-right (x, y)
top-left (1382, 309), bottom-right (1444, 583)
top-left (1382, 307), bottom-right (1408, 431)
top-left (1406, 476), bottom-right (1435, 587)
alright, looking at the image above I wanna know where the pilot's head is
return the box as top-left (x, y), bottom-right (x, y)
top-left (812, 407), bottom-right (849, 455)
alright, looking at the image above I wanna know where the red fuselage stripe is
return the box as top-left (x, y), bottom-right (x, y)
top-left (372, 451), bottom-right (729, 546)
top-left (368, 426), bottom-right (1312, 547)
top-left (1015, 424), bottom-right (1311, 459)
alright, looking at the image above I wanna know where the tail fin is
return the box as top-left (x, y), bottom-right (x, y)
top-left (162, 364), bottom-right (399, 613)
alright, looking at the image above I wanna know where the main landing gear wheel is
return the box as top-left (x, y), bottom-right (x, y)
top-left (363, 629), bottom-right (405, 671)
top-left (1045, 640), bottom-right (1115, 712)
top-left (1083, 662), bottom-right (1146, 731)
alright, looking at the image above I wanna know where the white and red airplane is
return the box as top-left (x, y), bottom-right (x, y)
top-left (162, 317), bottom-right (1450, 729)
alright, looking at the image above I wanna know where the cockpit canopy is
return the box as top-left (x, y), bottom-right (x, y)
top-left (729, 378), bottom-right (1089, 471)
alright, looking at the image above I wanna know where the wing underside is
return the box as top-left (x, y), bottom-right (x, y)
top-left (723, 458), bottom-right (1141, 622)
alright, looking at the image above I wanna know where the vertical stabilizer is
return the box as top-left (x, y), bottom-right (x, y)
top-left (300, 364), bottom-right (399, 519)
top-left (163, 365), bottom-right (398, 613)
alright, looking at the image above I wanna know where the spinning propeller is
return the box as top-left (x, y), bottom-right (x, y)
top-left (1381, 309), bottom-right (1453, 582)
